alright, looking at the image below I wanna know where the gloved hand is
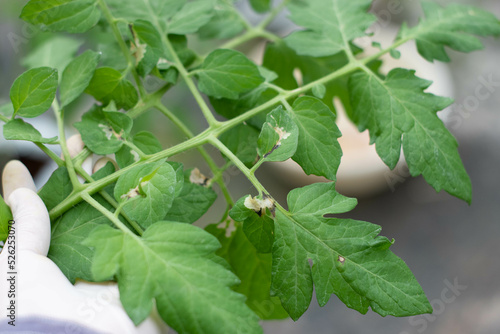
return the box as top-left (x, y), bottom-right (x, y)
top-left (0, 136), bottom-right (168, 334)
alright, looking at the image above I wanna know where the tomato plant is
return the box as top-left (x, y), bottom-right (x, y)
top-left (1, 0), bottom-right (499, 332)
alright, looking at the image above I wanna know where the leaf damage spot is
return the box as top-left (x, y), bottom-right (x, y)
top-left (244, 194), bottom-right (275, 217)
top-left (121, 186), bottom-right (140, 200)
top-left (130, 24), bottom-right (147, 65)
top-left (338, 255), bottom-right (345, 265)
top-left (264, 122), bottom-right (291, 158)
top-left (131, 150), bottom-right (141, 162)
top-left (98, 123), bottom-right (124, 141)
top-left (190, 168), bottom-right (210, 186)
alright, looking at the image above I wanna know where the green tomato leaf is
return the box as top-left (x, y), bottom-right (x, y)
top-left (249, 0), bottom-right (271, 13)
top-left (219, 124), bottom-right (259, 168)
top-left (258, 66), bottom-right (278, 83)
top-left (168, 0), bottom-right (215, 34)
top-left (399, 2), bottom-right (500, 62)
top-left (132, 20), bottom-right (164, 76)
top-left (48, 193), bottom-right (115, 283)
top-left (10, 67), bottom-right (58, 118)
top-left (290, 96), bottom-right (342, 181)
top-left (162, 35), bottom-right (197, 68)
top-left (83, 222), bottom-right (262, 332)
top-left (39, 167), bottom-right (73, 212)
top-left (197, 49), bottom-right (264, 99)
top-left (312, 84), bottom-right (326, 99)
top-left (210, 84), bottom-right (277, 129)
top-left (133, 20), bottom-right (165, 56)
top-left (21, 36), bottom-right (83, 74)
top-left (229, 196), bottom-right (274, 254)
top-left (272, 183), bottom-right (432, 320)
top-left (228, 196), bottom-right (254, 222)
top-left (287, 183), bottom-right (357, 216)
top-left (198, 0), bottom-right (244, 40)
top-left (96, 36), bottom-right (128, 70)
top-left (115, 131), bottom-right (162, 169)
top-left (164, 183), bottom-right (217, 224)
top-left (20, 0), bottom-right (101, 33)
top-left (3, 119), bottom-right (58, 144)
top-left (107, 0), bottom-right (185, 23)
top-left (262, 42), bottom-right (356, 116)
top-left (48, 161), bottom-right (117, 283)
top-left (168, 162), bottom-right (185, 197)
top-left (285, 0), bottom-right (375, 57)
top-left (243, 213), bottom-right (274, 254)
top-left (0, 195), bottom-right (13, 245)
top-left (0, 103), bottom-right (14, 119)
top-left (74, 105), bottom-right (133, 155)
top-left (348, 68), bottom-right (471, 203)
top-left (207, 223), bottom-right (288, 320)
top-left (114, 162), bottom-right (178, 229)
top-left (60, 50), bottom-right (101, 107)
top-left (257, 106), bottom-right (299, 162)
top-left (85, 67), bottom-right (139, 110)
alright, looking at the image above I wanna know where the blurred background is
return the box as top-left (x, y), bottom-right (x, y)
top-left (1, 0), bottom-right (499, 333)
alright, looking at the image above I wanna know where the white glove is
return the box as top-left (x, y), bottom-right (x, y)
top-left (0, 145), bottom-right (168, 333)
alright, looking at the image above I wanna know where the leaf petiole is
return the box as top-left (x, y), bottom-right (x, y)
top-left (53, 100), bottom-right (85, 191)
top-left (74, 165), bottom-right (144, 236)
top-left (123, 140), bottom-right (147, 159)
top-left (35, 142), bottom-right (64, 166)
top-left (81, 192), bottom-right (135, 236)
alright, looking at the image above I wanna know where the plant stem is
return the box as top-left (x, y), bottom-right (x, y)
top-left (215, 61), bottom-right (360, 137)
top-left (360, 37), bottom-right (411, 65)
top-left (49, 129), bottom-right (212, 220)
top-left (35, 143), bottom-right (64, 166)
top-left (155, 103), bottom-right (234, 206)
top-left (74, 165), bottom-right (144, 236)
top-left (126, 83), bottom-right (172, 119)
top-left (249, 158), bottom-right (265, 175)
top-left (96, 0), bottom-right (146, 98)
top-left (218, 29), bottom-right (261, 50)
top-left (53, 101), bottom-right (84, 190)
top-left (0, 114), bottom-right (9, 123)
top-left (257, 0), bottom-right (291, 30)
top-left (82, 193), bottom-right (135, 236)
top-left (49, 42), bottom-right (399, 220)
top-left (209, 137), bottom-right (266, 195)
top-left (114, 201), bottom-right (127, 218)
top-left (73, 148), bottom-right (92, 168)
top-left (210, 136), bottom-right (290, 221)
top-left (217, 27), bottom-right (281, 52)
top-left (124, 141), bottom-right (147, 159)
top-left (158, 30), bottom-right (219, 127)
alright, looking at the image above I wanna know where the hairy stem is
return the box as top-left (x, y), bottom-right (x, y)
top-left (82, 193), bottom-right (135, 236)
top-left (155, 103), bottom-right (234, 206)
top-left (35, 143), bottom-right (64, 166)
top-left (53, 101), bottom-right (84, 190)
top-left (49, 129), bottom-right (212, 220)
top-left (209, 137), bottom-right (266, 195)
top-left (49, 42), bottom-right (401, 220)
top-left (74, 165), bottom-right (144, 236)
top-left (158, 31), bottom-right (219, 127)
